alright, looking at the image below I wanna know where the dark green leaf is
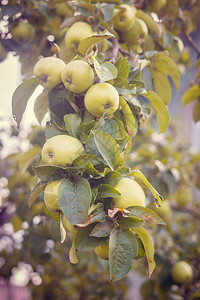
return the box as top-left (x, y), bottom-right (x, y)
top-left (90, 219), bottom-right (114, 237)
top-left (109, 228), bottom-right (138, 281)
top-left (73, 154), bottom-right (100, 168)
top-left (118, 216), bottom-right (145, 229)
top-left (98, 184), bottom-right (121, 198)
top-left (103, 171), bottom-right (122, 186)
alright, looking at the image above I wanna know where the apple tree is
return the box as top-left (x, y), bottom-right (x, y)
top-left (1, 0), bottom-right (200, 282)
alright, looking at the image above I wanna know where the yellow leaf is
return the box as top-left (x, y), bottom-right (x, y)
top-left (136, 10), bottom-right (161, 36)
top-left (69, 241), bottom-right (78, 264)
top-left (151, 70), bottom-right (171, 105)
top-left (134, 227), bottom-right (156, 276)
top-left (182, 84), bottom-right (200, 106)
top-left (11, 215), bottom-right (23, 232)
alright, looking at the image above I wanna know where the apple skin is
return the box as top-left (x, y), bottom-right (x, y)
top-left (94, 241), bottom-right (109, 260)
top-left (171, 261), bottom-right (193, 284)
top-left (113, 4), bottom-right (137, 32)
top-left (11, 22), bottom-right (35, 43)
top-left (34, 57), bottom-right (65, 90)
top-left (44, 180), bottom-right (62, 213)
top-left (61, 60), bottom-right (94, 93)
top-left (111, 178), bottom-right (146, 209)
top-left (64, 22), bottom-right (94, 53)
top-left (41, 135), bottom-right (84, 167)
top-left (149, 0), bottom-right (167, 14)
top-left (84, 83), bottom-right (119, 117)
top-left (122, 17), bottom-right (148, 46)
top-left (174, 189), bottom-right (192, 206)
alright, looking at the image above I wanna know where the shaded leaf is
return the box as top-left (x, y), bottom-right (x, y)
top-left (19, 146), bottom-right (41, 173)
top-left (98, 184), bottom-right (121, 198)
top-left (118, 216), bottom-right (145, 229)
top-left (34, 90), bottom-right (49, 124)
top-left (64, 114), bottom-right (81, 138)
top-left (28, 181), bottom-right (47, 208)
top-left (12, 77), bottom-right (39, 128)
top-left (69, 241), bottom-right (79, 264)
top-left (90, 219), bottom-right (114, 237)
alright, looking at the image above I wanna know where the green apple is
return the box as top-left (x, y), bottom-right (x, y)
top-left (64, 22), bottom-right (94, 53)
top-left (111, 178), bottom-right (146, 209)
top-left (149, 0), bottom-right (167, 14)
top-left (41, 135), bottom-right (84, 167)
top-left (174, 188), bottom-right (192, 206)
top-left (61, 60), bottom-right (94, 93)
top-left (150, 200), bottom-right (171, 222)
top-left (84, 83), bottom-right (119, 117)
top-left (44, 180), bottom-right (62, 213)
top-left (113, 4), bottom-right (137, 32)
top-left (61, 215), bottom-right (77, 234)
top-left (171, 261), bottom-right (193, 284)
top-left (94, 241), bottom-right (109, 260)
top-left (34, 57), bottom-right (65, 90)
top-left (11, 21), bottom-right (35, 43)
top-left (122, 17), bottom-right (148, 46)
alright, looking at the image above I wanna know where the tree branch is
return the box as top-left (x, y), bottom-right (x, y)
top-left (183, 32), bottom-right (200, 59)
top-left (108, 37), bottom-right (119, 64)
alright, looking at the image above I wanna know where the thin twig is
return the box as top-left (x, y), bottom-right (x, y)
top-left (183, 32), bottom-right (200, 59)
top-left (109, 37), bottom-right (119, 63)
top-left (119, 46), bottom-right (132, 57)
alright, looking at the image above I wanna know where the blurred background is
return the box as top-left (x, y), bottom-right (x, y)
top-left (0, 0), bottom-right (200, 299)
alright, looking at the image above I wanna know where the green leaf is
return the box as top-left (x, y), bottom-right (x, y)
top-left (119, 96), bottom-right (136, 135)
top-left (101, 5), bottom-right (115, 22)
top-left (91, 130), bottom-right (122, 171)
top-left (34, 90), bottom-right (49, 124)
top-left (103, 171), bottom-right (122, 186)
top-left (73, 154), bottom-right (100, 168)
top-left (58, 178), bottom-right (91, 225)
top-left (127, 206), bottom-right (166, 225)
top-left (193, 101), bottom-right (200, 123)
top-left (133, 227), bottom-right (155, 276)
top-left (118, 216), bottom-right (145, 229)
top-left (93, 57), bottom-right (118, 82)
top-left (78, 30), bottom-right (115, 55)
top-left (33, 165), bottom-right (68, 181)
top-left (153, 52), bottom-right (180, 89)
top-left (109, 228), bottom-right (138, 281)
top-left (151, 70), bottom-right (171, 105)
top-left (115, 57), bottom-right (129, 79)
top-left (19, 147), bottom-right (41, 173)
top-left (28, 181), bottom-right (47, 208)
top-left (64, 114), bottom-right (81, 138)
top-left (98, 184), bottom-right (121, 198)
top-left (85, 163), bottom-right (103, 177)
top-left (12, 77), bottom-right (39, 128)
top-left (142, 90), bottom-right (169, 133)
top-left (182, 84), bottom-right (200, 106)
top-left (128, 170), bottom-right (163, 206)
top-left (77, 120), bottom-right (95, 139)
top-left (90, 219), bottom-right (114, 237)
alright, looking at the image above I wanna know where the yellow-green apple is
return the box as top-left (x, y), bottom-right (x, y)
top-left (111, 178), bottom-right (146, 209)
top-left (171, 261), bottom-right (193, 284)
top-left (61, 215), bottom-right (77, 234)
top-left (61, 60), bottom-right (94, 93)
top-left (149, 0), bottom-right (167, 14)
top-left (122, 18), bottom-right (148, 46)
top-left (41, 135), bottom-right (84, 167)
top-left (84, 83), bottom-right (119, 117)
top-left (44, 180), bottom-right (62, 213)
top-left (11, 21), bottom-right (35, 43)
top-left (152, 200), bottom-right (172, 222)
top-left (55, 3), bottom-right (74, 17)
top-left (173, 188), bottom-right (192, 206)
top-left (64, 22), bottom-right (94, 53)
top-left (34, 57), bottom-right (65, 90)
top-left (94, 241), bottom-right (109, 260)
top-left (113, 4), bottom-right (137, 32)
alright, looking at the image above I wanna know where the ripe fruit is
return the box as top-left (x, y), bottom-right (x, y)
top-left (113, 4), bottom-right (136, 32)
top-left (34, 57), bottom-right (65, 90)
top-left (11, 21), bottom-right (34, 43)
top-left (152, 200), bottom-right (172, 222)
top-left (61, 60), bottom-right (94, 93)
top-left (149, 0), bottom-right (167, 14)
top-left (64, 22), bottom-right (94, 53)
top-left (41, 135), bottom-right (84, 167)
top-left (122, 18), bottom-right (148, 46)
top-left (111, 178), bottom-right (146, 209)
top-left (62, 215), bottom-right (77, 234)
top-left (84, 83), bottom-right (119, 117)
top-left (171, 261), bottom-right (193, 284)
top-left (44, 180), bottom-right (62, 213)
top-left (174, 189), bottom-right (192, 206)
top-left (94, 241), bottom-right (109, 260)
